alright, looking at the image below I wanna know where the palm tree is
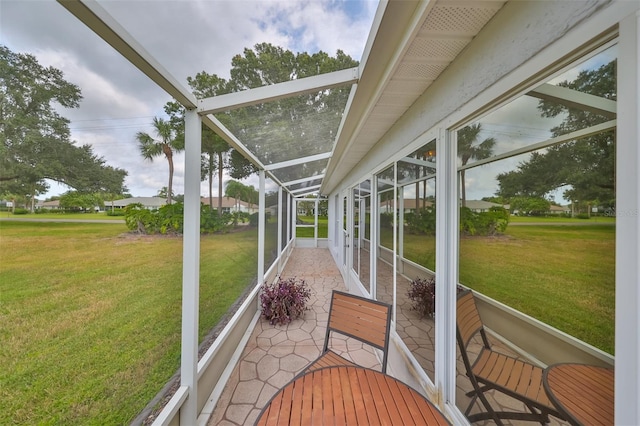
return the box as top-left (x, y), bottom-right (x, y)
top-left (136, 117), bottom-right (183, 204)
top-left (225, 180), bottom-right (246, 212)
top-left (457, 123), bottom-right (496, 206)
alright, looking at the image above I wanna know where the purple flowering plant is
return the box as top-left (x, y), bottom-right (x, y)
top-left (260, 277), bottom-right (311, 325)
top-left (407, 277), bottom-right (463, 318)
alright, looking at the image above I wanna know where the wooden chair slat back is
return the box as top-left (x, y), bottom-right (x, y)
top-left (328, 291), bottom-right (391, 350)
top-left (457, 290), bottom-right (484, 349)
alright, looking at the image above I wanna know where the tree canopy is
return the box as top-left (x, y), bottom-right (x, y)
top-left (497, 60), bottom-right (616, 208)
top-left (0, 45), bottom-right (127, 199)
top-left (158, 43), bottom-right (357, 208)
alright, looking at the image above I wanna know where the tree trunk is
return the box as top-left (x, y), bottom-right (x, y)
top-left (217, 151), bottom-right (223, 217)
top-left (164, 144), bottom-right (174, 205)
top-left (460, 169), bottom-right (467, 207)
top-left (208, 155), bottom-right (214, 210)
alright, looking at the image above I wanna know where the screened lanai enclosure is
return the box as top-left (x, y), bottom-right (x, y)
top-left (58, 0), bottom-right (640, 425)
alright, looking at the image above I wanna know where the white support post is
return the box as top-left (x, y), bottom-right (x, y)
top-left (287, 193), bottom-right (291, 245)
top-left (277, 186), bottom-right (283, 271)
top-left (392, 164), bottom-right (397, 325)
top-left (398, 186), bottom-right (405, 262)
top-left (616, 11), bottom-right (640, 425)
top-left (371, 175), bottom-right (378, 300)
top-left (314, 198), bottom-right (319, 246)
top-left (258, 170), bottom-right (266, 285)
top-left (180, 109), bottom-right (201, 425)
top-left (291, 195), bottom-right (296, 244)
top-left (435, 128), bottom-right (458, 405)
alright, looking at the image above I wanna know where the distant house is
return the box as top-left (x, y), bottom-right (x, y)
top-left (463, 200), bottom-right (504, 213)
top-left (36, 200), bottom-right (61, 210)
top-left (107, 197), bottom-right (166, 210)
top-left (201, 197), bottom-right (256, 214)
top-left (402, 199), bottom-right (433, 213)
top-left (550, 205), bottom-right (571, 215)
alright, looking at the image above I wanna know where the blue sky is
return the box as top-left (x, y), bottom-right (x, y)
top-left (1, 0), bottom-right (378, 198)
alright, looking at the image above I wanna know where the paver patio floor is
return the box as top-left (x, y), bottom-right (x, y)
top-left (206, 247), bottom-right (569, 426)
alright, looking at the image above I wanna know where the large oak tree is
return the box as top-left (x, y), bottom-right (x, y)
top-left (0, 45), bottom-right (127, 200)
top-left (497, 61), bottom-right (616, 208)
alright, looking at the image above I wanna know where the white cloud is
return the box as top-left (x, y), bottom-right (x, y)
top-left (2, 0), bottom-right (377, 198)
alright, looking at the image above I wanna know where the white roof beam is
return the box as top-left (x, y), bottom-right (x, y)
top-left (294, 191), bottom-right (321, 198)
top-left (199, 67), bottom-right (359, 114)
top-left (400, 156), bottom-right (437, 168)
top-left (528, 83), bottom-right (616, 119)
top-left (282, 175), bottom-right (325, 187)
top-left (263, 152), bottom-right (331, 171)
top-left (202, 115), bottom-right (266, 170)
top-left (57, 0), bottom-right (197, 109)
top-left (202, 115), bottom-right (291, 189)
top-left (290, 185), bottom-right (321, 194)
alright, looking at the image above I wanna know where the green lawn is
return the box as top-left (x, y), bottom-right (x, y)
top-left (295, 216), bottom-right (328, 238)
top-left (1, 211), bottom-right (124, 220)
top-left (385, 223), bottom-right (615, 354)
top-left (0, 218), bottom-right (616, 423)
top-left (0, 221), bottom-right (258, 425)
top-left (509, 215), bottom-right (615, 224)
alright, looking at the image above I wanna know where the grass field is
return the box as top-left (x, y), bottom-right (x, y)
top-left (395, 223), bottom-right (615, 354)
top-left (0, 221), bottom-right (258, 425)
top-left (295, 216), bottom-right (328, 238)
top-left (1, 211), bottom-right (125, 220)
top-left (0, 217), bottom-right (616, 423)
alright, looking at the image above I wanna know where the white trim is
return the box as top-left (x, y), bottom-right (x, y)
top-left (435, 127), bottom-right (458, 405)
top-left (277, 187), bottom-right (283, 269)
top-left (528, 83), bottom-right (616, 118)
top-left (198, 68), bottom-right (358, 114)
top-left (282, 175), bottom-right (325, 186)
top-left (57, 0), bottom-right (197, 109)
top-left (615, 10), bottom-right (640, 425)
top-left (180, 110), bottom-right (201, 424)
top-left (459, 120), bottom-right (617, 171)
top-left (264, 152), bottom-right (331, 171)
top-left (258, 171), bottom-right (265, 285)
top-left (151, 386), bottom-right (189, 426)
top-left (290, 185), bottom-right (321, 194)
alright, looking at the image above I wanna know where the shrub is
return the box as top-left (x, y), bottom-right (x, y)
top-left (460, 206), bottom-right (509, 236)
top-left (12, 208), bottom-right (29, 215)
top-left (157, 203), bottom-right (184, 234)
top-left (407, 277), bottom-right (463, 318)
top-left (124, 202), bottom-right (241, 235)
top-left (124, 203), bottom-right (158, 234)
top-left (260, 277), bottom-right (311, 325)
top-left (379, 212), bottom-right (393, 228)
top-left (201, 207), bottom-right (235, 234)
top-left (405, 206), bottom-right (436, 235)
top-left (106, 209), bottom-right (125, 216)
top-left (249, 212), bottom-right (271, 227)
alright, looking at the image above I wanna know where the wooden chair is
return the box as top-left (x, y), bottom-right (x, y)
top-left (456, 290), bottom-right (565, 425)
top-left (303, 290), bottom-right (392, 374)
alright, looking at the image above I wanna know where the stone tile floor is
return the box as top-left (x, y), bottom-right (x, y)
top-left (206, 247), bottom-right (569, 426)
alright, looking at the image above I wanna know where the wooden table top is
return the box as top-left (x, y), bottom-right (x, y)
top-left (543, 363), bottom-right (614, 426)
top-left (255, 365), bottom-right (451, 425)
